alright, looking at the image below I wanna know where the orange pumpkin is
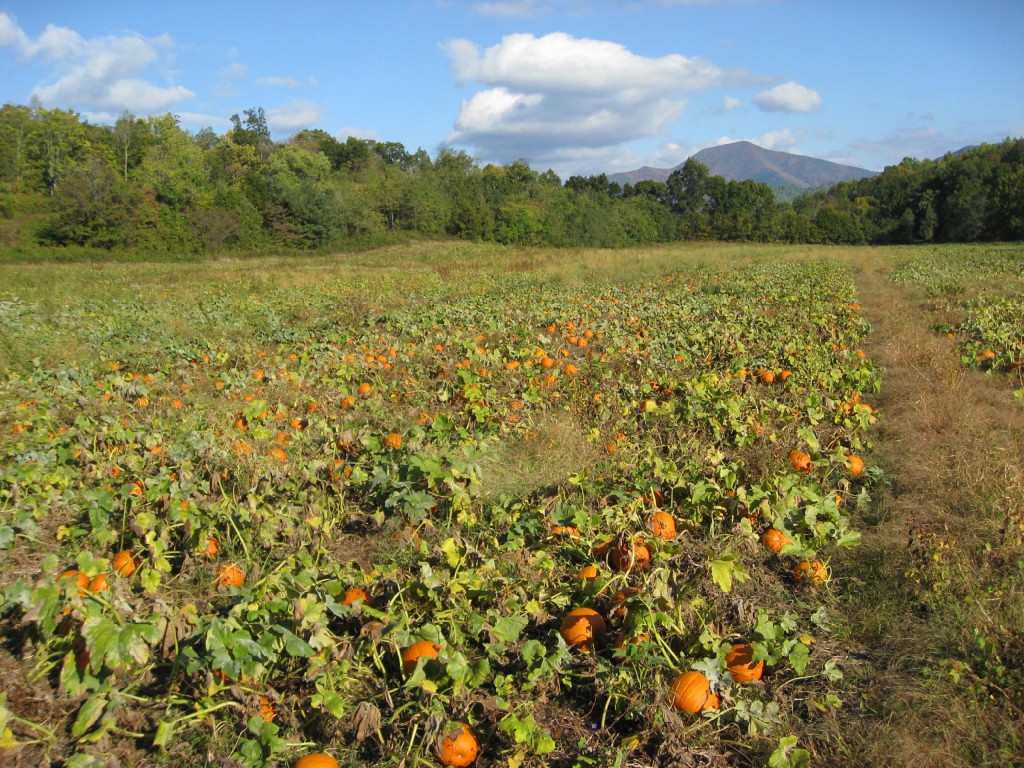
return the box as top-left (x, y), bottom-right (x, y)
top-left (577, 564), bottom-right (599, 581)
top-left (401, 640), bottom-right (441, 674)
top-left (294, 754), bottom-right (340, 768)
top-left (216, 563), bottom-right (245, 588)
top-left (357, 383), bottom-right (373, 397)
top-left (789, 449), bottom-right (812, 474)
top-left (560, 607), bottom-right (606, 652)
top-left (384, 432), bottom-right (403, 450)
top-left (436, 722), bottom-right (479, 767)
top-left (87, 573), bottom-right (109, 594)
top-left (669, 670), bottom-right (720, 714)
top-left (609, 587), bottom-right (642, 620)
top-left (341, 586), bottom-right (374, 607)
top-left (112, 550), bottom-right (137, 577)
top-left (757, 368), bottom-right (776, 384)
top-left (204, 536), bottom-right (220, 559)
top-left (649, 510), bottom-right (677, 540)
top-left (59, 569), bottom-right (90, 596)
top-left (611, 538), bottom-right (651, 573)
top-left (793, 559), bottom-right (829, 585)
top-left (761, 528), bottom-right (792, 553)
top-left (847, 455), bottom-right (865, 478)
top-left (726, 643), bottom-right (764, 683)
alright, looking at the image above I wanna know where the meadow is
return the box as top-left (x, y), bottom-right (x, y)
top-left (0, 242), bottom-right (1021, 768)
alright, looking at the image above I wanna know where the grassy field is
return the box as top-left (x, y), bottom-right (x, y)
top-left (0, 241), bottom-right (1021, 767)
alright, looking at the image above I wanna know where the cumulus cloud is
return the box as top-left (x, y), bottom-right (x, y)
top-left (0, 12), bottom-right (193, 114)
top-left (753, 81), bottom-right (821, 113)
top-left (267, 100), bottom-right (324, 133)
top-left (443, 32), bottom-right (766, 166)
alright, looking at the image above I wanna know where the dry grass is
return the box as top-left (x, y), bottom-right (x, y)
top-left (820, 263), bottom-right (1024, 767)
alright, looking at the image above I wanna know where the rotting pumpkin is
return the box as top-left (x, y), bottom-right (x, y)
top-left (560, 607), bottom-right (606, 652)
top-left (436, 721), bottom-right (478, 767)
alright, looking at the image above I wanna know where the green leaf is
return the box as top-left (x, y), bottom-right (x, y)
top-left (490, 614), bottom-right (528, 644)
top-left (71, 694), bottom-right (107, 739)
top-left (709, 558), bottom-right (734, 592)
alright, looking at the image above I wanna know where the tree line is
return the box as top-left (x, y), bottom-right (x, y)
top-left (0, 102), bottom-right (1021, 255)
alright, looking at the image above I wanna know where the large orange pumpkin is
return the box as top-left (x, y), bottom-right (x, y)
top-left (669, 670), bottom-right (719, 714)
top-left (401, 640), bottom-right (441, 674)
top-left (436, 722), bottom-right (478, 767)
top-left (761, 528), bottom-right (791, 553)
top-left (726, 643), bottom-right (764, 683)
top-left (294, 754), bottom-right (340, 768)
top-left (560, 607), bottom-right (606, 652)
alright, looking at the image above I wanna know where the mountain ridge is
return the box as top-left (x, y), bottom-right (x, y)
top-left (608, 141), bottom-right (878, 190)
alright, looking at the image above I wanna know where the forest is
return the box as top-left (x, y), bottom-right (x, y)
top-left (0, 102), bottom-right (1022, 256)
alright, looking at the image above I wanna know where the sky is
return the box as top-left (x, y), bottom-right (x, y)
top-left (1, 0), bottom-right (1022, 180)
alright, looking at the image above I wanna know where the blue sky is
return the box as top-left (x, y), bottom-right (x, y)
top-left (1, 0), bottom-right (1022, 179)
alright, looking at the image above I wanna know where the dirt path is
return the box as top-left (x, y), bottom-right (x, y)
top-left (824, 261), bottom-right (1024, 766)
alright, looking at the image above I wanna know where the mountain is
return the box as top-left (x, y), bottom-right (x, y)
top-left (608, 141), bottom-right (878, 191)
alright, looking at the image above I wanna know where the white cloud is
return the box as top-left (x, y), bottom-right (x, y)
top-left (219, 62), bottom-right (247, 79)
top-left (335, 126), bottom-right (379, 141)
top-left (753, 81), bottom-right (821, 113)
top-left (267, 100), bottom-right (324, 133)
top-left (176, 112), bottom-right (232, 131)
top-left (257, 75), bottom-right (318, 89)
top-left (708, 128), bottom-right (803, 153)
top-left (473, 1), bottom-right (545, 18)
top-left (0, 12), bottom-right (193, 115)
top-left (716, 95), bottom-right (742, 113)
top-left (443, 32), bottom-right (767, 167)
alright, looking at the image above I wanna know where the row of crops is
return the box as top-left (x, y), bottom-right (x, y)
top-left (889, 244), bottom-right (1024, 379)
top-left (0, 257), bottom-right (879, 766)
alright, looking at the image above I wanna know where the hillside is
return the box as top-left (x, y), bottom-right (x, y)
top-left (609, 141), bottom-right (878, 189)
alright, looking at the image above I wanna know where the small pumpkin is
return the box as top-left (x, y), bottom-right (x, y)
top-left (847, 454), bottom-right (865, 478)
top-left (560, 607), bottom-right (606, 652)
top-left (609, 587), bottom-right (642, 620)
top-left (112, 549), bottom-right (137, 577)
top-left (384, 432), bottom-right (403, 450)
top-left (294, 754), bottom-right (340, 768)
top-left (87, 573), bottom-right (109, 594)
top-left (401, 640), bottom-right (441, 674)
top-left (204, 536), bottom-right (220, 559)
top-left (726, 643), bottom-right (764, 683)
top-left (789, 449), bottom-right (813, 474)
top-left (669, 670), bottom-right (720, 714)
top-left (436, 721), bottom-right (479, 767)
top-left (649, 510), bottom-right (677, 540)
top-left (216, 563), bottom-right (245, 588)
top-left (341, 586), bottom-right (374, 607)
top-left (793, 559), bottom-right (829, 585)
top-left (611, 538), bottom-right (651, 573)
top-left (761, 528), bottom-right (792, 553)
top-left (577, 564), bottom-right (599, 581)
top-left (757, 368), bottom-right (776, 384)
top-left (59, 569), bottom-right (90, 596)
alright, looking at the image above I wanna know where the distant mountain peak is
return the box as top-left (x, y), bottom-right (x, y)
top-left (608, 142), bottom-right (877, 191)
